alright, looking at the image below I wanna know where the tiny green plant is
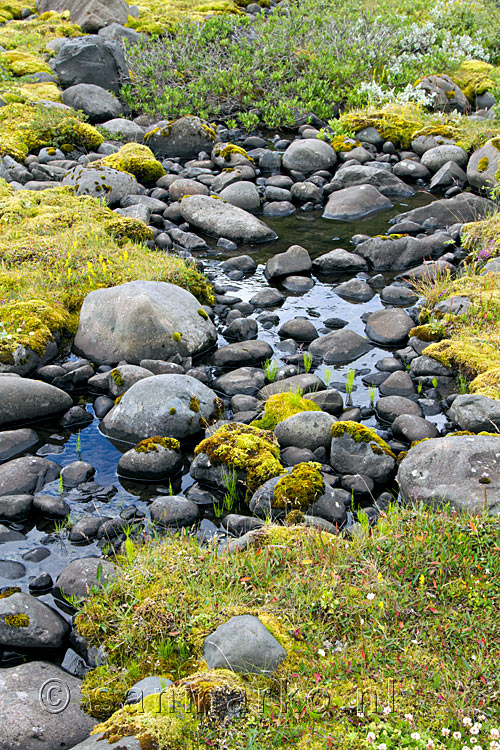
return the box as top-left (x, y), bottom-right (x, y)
top-left (457, 374), bottom-right (469, 394)
top-left (263, 358), bottom-right (278, 382)
top-left (368, 385), bottom-right (376, 406)
top-left (76, 430), bottom-right (81, 458)
top-left (168, 480), bottom-right (174, 496)
top-left (58, 474), bottom-right (63, 495)
top-left (222, 467), bottom-right (238, 512)
top-left (303, 351), bottom-right (313, 373)
top-left (431, 377), bottom-right (438, 389)
top-left (321, 367), bottom-right (332, 387)
top-left (345, 368), bottom-right (355, 404)
top-left (417, 380), bottom-right (423, 394)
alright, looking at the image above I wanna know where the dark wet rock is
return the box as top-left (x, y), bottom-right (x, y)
top-left (265, 244), bottom-right (311, 280)
top-left (274, 412), bottom-right (337, 451)
top-left (214, 340), bottom-right (273, 369)
top-left (189, 452), bottom-right (245, 494)
top-left (0, 661), bottom-right (96, 750)
top-left (306, 389), bottom-right (344, 415)
top-left (0, 377), bottom-right (72, 428)
top-left (0, 494), bottom-right (32, 522)
top-left (329, 164), bottom-right (413, 197)
top-left (149, 495), bottom-right (200, 527)
top-left (22, 547), bottom-right (50, 563)
top-left (377, 395), bottom-right (422, 423)
top-left (249, 288), bottom-right (285, 307)
top-left (0, 592), bottom-right (68, 648)
top-left (355, 236), bottom-right (430, 272)
top-left (323, 317), bottom-right (348, 329)
top-left (144, 116), bottom-right (215, 159)
top-left (429, 160), bottom-right (467, 190)
top-left (203, 614), bottom-right (286, 674)
top-left (0, 524), bottom-right (25, 542)
top-left (410, 355), bottom-right (451, 377)
top-left (61, 83), bottom-right (123, 122)
top-left (215, 367), bottom-right (266, 396)
top-left (118, 441), bottom-right (181, 480)
top-left (390, 193), bottom-right (495, 229)
top-left (380, 285), bottom-right (418, 306)
top-left (28, 572), bottom-right (53, 592)
top-left (312, 247), bottom-right (368, 274)
top-left (33, 493), bottom-right (70, 518)
top-left (309, 329), bottom-right (372, 364)
top-left (53, 35), bottom-right (127, 92)
top-left (392, 414), bottom-right (439, 442)
top-left (61, 461), bottom-right (95, 488)
top-left (222, 513), bottom-right (265, 536)
top-left (93, 395), bottom-right (114, 419)
top-left (63, 164), bottom-right (139, 206)
top-left (55, 557), bottom-right (115, 599)
top-left (341, 473), bottom-right (374, 498)
top-left (330, 432), bottom-right (396, 483)
top-left (60, 405), bottom-right (93, 430)
top-left (0, 429), bottom-right (38, 462)
top-left (398, 435), bottom-right (500, 513)
top-left (179, 195), bottom-right (277, 243)
top-left (323, 185), bottom-right (392, 221)
top-left (449, 394), bottom-right (500, 433)
top-left (0, 560), bottom-right (25, 579)
top-left (365, 309), bottom-right (414, 346)
top-left (379, 371), bottom-right (415, 397)
top-left (223, 317), bottom-right (258, 342)
top-left (278, 317), bottom-right (318, 342)
top-left (74, 280), bottom-right (216, 365)
top-left (282, 139), bottom-right (336, 173)
top-left (103, 374), bottom-right (219, 442)
top-left (281, 446), bottom-right (317, 465)
top-left (0, 456), bottom-right (60, 497)
top-left (259, 374), bottom-right (323, 399)
top-left (335, 278), bottom-right (374, 302)
top-left (69, 516), bottom-right (109, 543)
top-left (221, 255), bottom-right (257, 275)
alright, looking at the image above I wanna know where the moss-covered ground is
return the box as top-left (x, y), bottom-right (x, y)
top-left (126, 0), bottom-right (246, 35)
top-left (0, 181), bottom-right (213, 363)
top-left (74, 505), bottom-right (500, 749)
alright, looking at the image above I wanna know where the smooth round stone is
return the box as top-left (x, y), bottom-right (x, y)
top-left (365, 308), bottom-right (414, 346)
top-left (281, 447), bottom-right (317, 466)
top-left (340, 473), bottom-right (374, 498)
top-left (376, 396), bottom-right (422, 423)
top-left (214, 340), bottom-right (273, 369)
top-left (392, 414), bottom-right (439, 442)
top-left (29, 572), bottom-right (53, 592)
top-left (281, 275), bottom-right (314, 292)
top-left (249, 288), bottom-right (285, 307)
top-left (335, 278), bottom-right (374, 302)
top-left (149, 495), bottom-right (200, 527)
top-left (22, 547), bottom-right (50, 563)
top-left (378, 371), bottom-right (415, 397)
top-left (0, 560), bottom-right (26, 579)
top-left (278, 317), bottom-right (318, 342)
top-left (0, 429), bottom-right (39, 463)
top-left (33, 494), bottom-right (70, 519)
top-left (375, 357), bottom-right (402, 372)
top-left (380, 285), bottom-right (418, 306)
top-left (263, 201), bottom-right (295, 217)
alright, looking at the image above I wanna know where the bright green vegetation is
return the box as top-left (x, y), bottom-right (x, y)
top-left (273, 461), bottom-right (324, 510)
top-left (0, 0), bottom-right (35, 22)
top-left (189, 396), bottom-right (200, 412)
top-left (451, 59), bottom-right (499, 101)
top-left (75, 505), bottom-right (500, 748)
top-left (134, 437), bottom-right (181, 453)
top-left (331, 421), bottom-right (396, 458)
top-left (126, 0), bottom-right (245, 36)
top-left (99, 143), bottom-right (166, 184)
top-left (110, 369), bottom-right (125, 386)
top-left (122, 0), bottom-right (500, 128)
top-left (251, 391), bottom-right (320, 431)
top-left (194, 423), bottom-right (284, 495)
top-left (3, 613), bottom-right (30, 627)
top-left (411, 226), bottom-right (500, 398)
top-left (0, 183), bottom-right (213, 364)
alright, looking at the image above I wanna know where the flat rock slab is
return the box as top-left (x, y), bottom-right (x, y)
top-left (398, 435), bottom-right (500, 514)
top-left (390, 193), bottom-right (495, 228)
top-left (330, 164), bottom-right (414, 197)
top-left (0, 456), bottom-right (60, 496)
top-left (323, 185), bottom-right (393, 221)
top-left (179, 195), bottom-right (277, 243)
top-left (309, 329), bottom-right (372, 364)
top-left (449, 393), bottom-right (500, 432)
top-left (0, 661), bottom-right (96, 750)
top-left (0, 377), bottom-right (72, 428)
top-left (0, 428), bottom-right (39, 462)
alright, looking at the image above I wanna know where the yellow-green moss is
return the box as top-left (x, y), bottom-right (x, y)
top-left (0, 50), bottom-right (52, 76)
top-left (0, 586), bottom-right (21, 599)
top-left (214, 143), bottom-right (254, 164)
top-left (194, 423), bottom-right (284, 494)
top-left (0, 82), bottom-right (62, 105)
top-left (273, 461), bottom-right (324, 511)
top-left (114, 396), bottom-right (122, 405)
top-left (134, 436), bottom-right (181, 453)
top-left (173, 331), bottom-right (182, 342)
top-left (330, 136), bottom-right (361, 152)
top-left (450, 59), bottom-right (496, 102)
top-left (251, 391), bottom-right (321, 431)
top-left (372, 233), bottom-right (409, 240)
top-left (197, 307), bottom-right (209, 320)
top-left (126, 0), bottom-right (244, 36)
top-left (3, 613), bottom-right (30, 627)
top-left (189, 396), bottom-right (200, 413)
top-left (110, 369), bottom-right (125, 386)
top-left (409, 324), bottom-right (443, 343)
top-left (477, 156), bottom-right (489, 173)
top-left (100, 143), bottom-right (166, 184)
top-left (169, 407), bottom-right (177, 415)
top-left (331, 420), bottom-right (396, 458)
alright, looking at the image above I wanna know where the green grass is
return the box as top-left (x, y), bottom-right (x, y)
top-left (74, 504), bottom-right (500, 749)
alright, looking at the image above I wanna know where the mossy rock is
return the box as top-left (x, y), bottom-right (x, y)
top-left (451, 60), bottom-right (496, 102)
top-left (0, 50), bottom-right (52, 76)
top-left (330, 421), bottom-right (396, 458)
top-left (251, 391), bottom-right (320, 431)
top-left (100, 142), bottom-right (166, 184)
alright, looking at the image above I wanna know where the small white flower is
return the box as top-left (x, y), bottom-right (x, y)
top-left (463, 746), bottom-right (471, 750)
top-left (411, 732), bottom-right (421, 741)
top-left (464, 719), bottom-right (473, 727)
top-left (317, 648), bottom-right (326, 657)
top-left (454, 733), bottom-right (462, 740)
top-left (491, 730), bottom-right (500, 740)
top-left (471, 727), bottom-right (480, 735)
top-left (6, 334), bottom-right (12, 339)
top-left (442, 728), bottom-right (451, 737)
top-left (378, 744), bottom-right (387, 750)
top-left (405, 713), bottom-right (414, 722)
top-left (472, 745), bottom-right (483, 750)
top-left (366, 732), bottom-right (376, 744)
top-left (490, 741), bottom-right (500, 750)
top-left (383, 705), bottom-right (391, 715)
top-left (367, 593), bottom-right (375, 600)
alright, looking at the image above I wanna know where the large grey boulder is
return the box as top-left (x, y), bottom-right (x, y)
top-left (415, 74), bottom-right (468, 113)
top-left (179, 195), bottom-right (277, 244)
top-left (330, 432), bottom-right (396, 483)
top-left (323, 185), bottom-right (393, 221)
top-left (282, 138), bottom-right (336, 173)
top-left (420, 145), bottom-right (468, 172)
top-left (73, 281), bottom-right (217, 365)
top-left (0, 661), bottom-right (96, 750)
top-left (55, 557), bottom-right (115, 599)
top-left (0, 376), bottom-right (71, 427)
top-left (356, 235), bottom-right (435, 271)
top-left (467, 139), bottom-right (500, 190)
top-left (62, 83), bottom-right (123, 122)
top-left (274, 411), bottom-right (336, 451)
top-left (398, 435), bottom-right (500, 514)
top-left (329, 164), bottom-right (413, 197)
top-left (63, 165), bottom-right (139, 206)
top-left (449, 394), bottom-right (500, 433)
top-left (219, 181), bottom-right (260, 213)
top-left (98, 22), bottom-right (144, 44)
top-left (203, 615), bottom-right (287, 674)
top-left (37, 0), bottom-right (129, 32)
top-left (102, 374), bottom-right (221, 442)
top-left (309, 329), bottom-right (372, 364)
top-left (149, 495), bottom-right (200, 527)
top-left (265, 244), bottom-right (311, 280)
top-left (365, 308), bottom-right (414, 346)
top-left (0, 428), bottom-right (38, 462)
top-left (53, 36), bottom-right (128, 93)
top-left (0, 456), bottom-right (60, 496)
top-left (0, 592), bottom-right (68, 648)
top-left (390, 193), bottom-right (495, 229)
top-left (144, 116), bottom-right (215, 159)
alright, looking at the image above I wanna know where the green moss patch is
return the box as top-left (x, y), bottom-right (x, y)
top-left (3, 613), bottom-right (30, 627)
top-left (99, 143), bottom-right (166, 184)
top-left (331, 420), bottom-right (396, 458)
top-left (251, 391), bottom-right (321, 431)
top-left (125, 0), bottom-right (244, 36)
top-left (134, 436), bottom-right (181, 453)
top-left (450, 59), bottom-right (498, 101)
top-left (273, 461), bottom-right (324, 510)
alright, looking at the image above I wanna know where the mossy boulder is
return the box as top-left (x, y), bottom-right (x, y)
top-left (414, 74), bottom-right (468, 113)
top-left (251, 391), bottom-right (321, 431)
top-left (0, 591), bottom-right (68, 648)
top-left (63, 164), bottom-right (140, 206)
top-left (467, 138), bottom-right (500, 190)
top-left (144, 115), bottom-right (216, 159)
top-left (451, 59), bottom-right (496, 102)
top-left (330, 421), bottom-right (396, 483)
top-left (118, 436), bottom-right (182, 480)
top-left (100, 143), bottom-right (166, 184)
